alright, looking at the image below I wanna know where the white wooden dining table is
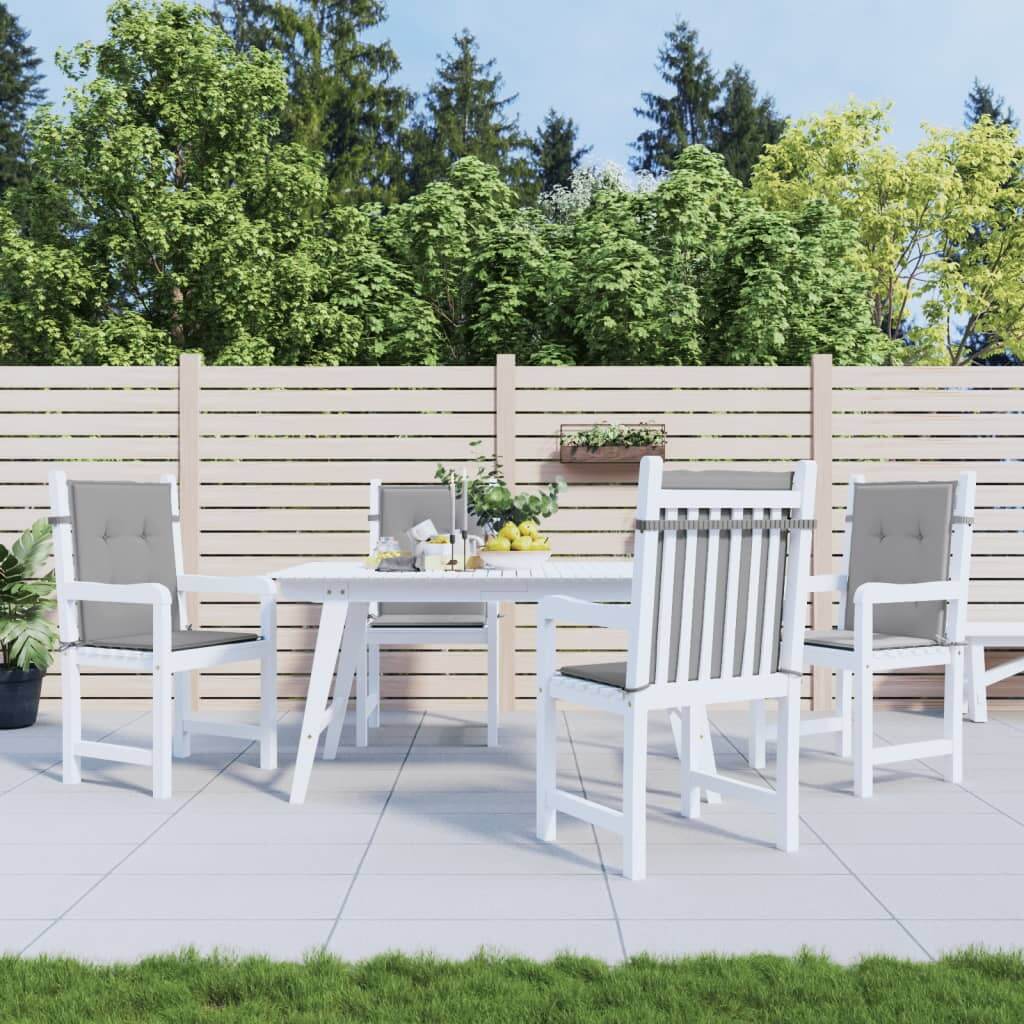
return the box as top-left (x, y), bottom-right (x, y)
top-left (273, 559), bottom-right (634, 804)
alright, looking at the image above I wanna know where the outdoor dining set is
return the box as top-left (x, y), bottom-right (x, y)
top-left (45, 458), bottom-right (1019, 881)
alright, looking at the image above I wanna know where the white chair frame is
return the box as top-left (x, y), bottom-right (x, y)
top-left (536, 457), bottom-right (816, 880)
top-left (354, 479), bottom-right (500, 747)
top-left (50, 470), bottom-right (278, 799)
top-left (751, 471), bottom-right (976, 798)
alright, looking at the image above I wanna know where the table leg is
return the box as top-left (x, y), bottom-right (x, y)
top-left (290, 598), bottom-right (348, 805)
top-left (323, 603), bottom-right (369, 757)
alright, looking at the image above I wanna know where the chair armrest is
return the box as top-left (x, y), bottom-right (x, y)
top-left (177, 574), bottom-right (276, 597)
top-left (808, 573), bottom-right (847, 594)
top-left (538, 596), bottom-right (631, 629)
top-left (853, 580), bottom-right (961, 609)
top-left (64, 581), bottom-right (172, 606)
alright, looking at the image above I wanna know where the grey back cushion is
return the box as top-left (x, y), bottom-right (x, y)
top-left (378, 484), bottom-right (484, 618)
top-left (843, 481), bottom-right (955, 641)
top-left (648, 470), bottom-right (795, 684)
top-left (69, 481), bottom-right (180, 642)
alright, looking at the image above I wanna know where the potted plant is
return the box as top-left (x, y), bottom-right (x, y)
top-left (0, 520), bottom-right (57, 729)
top-left (560, 422), bottom-right (667, 463)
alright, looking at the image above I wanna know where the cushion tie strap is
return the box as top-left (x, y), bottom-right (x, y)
top-left (635, 517), bottom-right (815, 532)
top-left (49, 513), bottom-right (181, 526)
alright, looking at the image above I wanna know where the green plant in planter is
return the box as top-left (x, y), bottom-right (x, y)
top-left (563, 423), bottom-right (666, 450)
top-left (435, 452), bottom-right (566, 536)
top-left (0, 520), bottom-right (57, 671)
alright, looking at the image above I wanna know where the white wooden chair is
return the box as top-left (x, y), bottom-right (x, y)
top-left (49, 471), bottom-right (278, 799)
top-left (348, 480), bottom-right (499, 747)
top-left (750, 473), bottom-right (975, 798)
top-left (536, 457), bottom-right (816, 880)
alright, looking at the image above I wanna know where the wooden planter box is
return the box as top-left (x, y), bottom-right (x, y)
top-left (559, 423), bottom-right (667, 464)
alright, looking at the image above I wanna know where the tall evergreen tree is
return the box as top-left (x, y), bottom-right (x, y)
top-left (0, 2), bottom-right (44, 194)
top-left (529, 108), bottom-right (591, 194)
top-left (404, 29), bottom-right (528, 196)
top-left (631, 18), bottom-right (784, 182)
top-left (712, 64), bottom-right (784, 184)
top-left (965, 77), bottom-right (1017, 128)
top-left (213, 0), bottom-right (412, 204)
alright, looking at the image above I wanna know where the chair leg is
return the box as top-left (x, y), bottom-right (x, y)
top-left (355, 644), bottom-right (369, 748)
top-left (173, 672), bottom-right (191, 759)
top-left (368, 644), bottom-right (381, 729)
top-left (671, 707), bottom-right (701, 820)
top-left (259, 646), bottom-right (278, 771)
top-left (535, 684), bottom-right (558, 842)
top-left (749, 699), bottom-right (767, 769)
top-left (487, 604), bottom-right (500, 747)
top-left (622, 704), bottom-right (649, 881)
top-left (836, 670), bottom-right (853, 758)
top-left (966, 642), bottom-right (987, 724)
top-left (945, 646), bottom-right (965, 784)
top-left (61, 656), bottom-right (82, 785)
top-left (776, 678), bottom-right (801, 851)
top-left (152, 662), bottom-right (173, 800)
top-left (853, 660), bottom-right (874, 799)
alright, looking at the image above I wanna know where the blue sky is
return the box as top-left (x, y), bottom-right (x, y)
top-left (11, 0), bottom-right (1024, 166)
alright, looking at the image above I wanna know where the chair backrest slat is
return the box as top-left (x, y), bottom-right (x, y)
top-left (626, 460), bottom-right (816, 692)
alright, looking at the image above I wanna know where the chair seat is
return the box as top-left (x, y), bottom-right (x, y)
top-left (560, 661), bottom-right (628, 689)
top-left (370, 613), bottom-right (486, 629)
top-left (84, 630), bottom-right (260, 652)
top-left (804, 629), bottom-right (940, 652)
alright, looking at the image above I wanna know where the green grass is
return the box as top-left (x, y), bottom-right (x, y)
top-left (3, 949), bottom-right (1024, 1023)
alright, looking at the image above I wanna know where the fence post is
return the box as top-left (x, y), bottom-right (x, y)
top-left (810, 354), bottom-right (834, 711)
top-left (495, 353), bottom-right (518, 712)
top-left (178, 353), bottom-right (202, 709)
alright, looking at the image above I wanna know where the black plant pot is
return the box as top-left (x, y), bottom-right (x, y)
top-left (0, 666), bottom-right (43, 729)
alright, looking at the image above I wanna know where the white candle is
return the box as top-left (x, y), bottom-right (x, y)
top-left (449, 479), bottom-right (456, 539)
top-left (462, 469), bottom-right (468, 533)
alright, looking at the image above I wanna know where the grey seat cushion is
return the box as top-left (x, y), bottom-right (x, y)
top-left (844, 481), bottom-right (956, 642)
top-left (378, 484), bottom-right (485, 622)
top-left (370, 613), bottom-right (486, 629)
top-left (83, 630), bottom-right (259, 652)
top-left (69, 481), bottom-right (181, 642)
top-left (560, 661), bottom-right (628, 689)
top-left (805, 629), bottom-right (939, 652)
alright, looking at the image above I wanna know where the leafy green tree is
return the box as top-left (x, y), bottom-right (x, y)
top-left (0, 3), bottom-right (44, 194)
top-left (404, 30), bottom-right (529, 196)
top-left (753, 101), bottom-right (1024, 364)
top-left (965, 77), bottom-right (1017, 128)
top-left (213, 0), bottom-right (412, 204)
top-left (0, 0), bottom-right (428, 365)
top-left (712, 64), bottom-right (785, 184)
top-left (528, 108), bottom-right (591, 194)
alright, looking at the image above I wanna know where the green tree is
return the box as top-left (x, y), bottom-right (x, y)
top-left (965, 77), bottom-right (1017, 128)
top-left (0, 3), bottom-right (44, 194)
top-left (712, 64), bottom-right (785, 184)
top-left (404, 29), bottom-right (529, 196)
top-left (0, 0), bottom-right (428, 365)
top-left (753, 101), bottom-right (1024, 364)
top-left (528, 108), bottom-right (591, 194)
top-left (213, 0), bottom-right (412, 204)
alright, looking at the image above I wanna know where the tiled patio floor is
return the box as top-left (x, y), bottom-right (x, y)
top-left (3, 699), bottom-right (1024, 964)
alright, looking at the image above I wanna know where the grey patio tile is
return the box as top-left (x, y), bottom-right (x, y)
top-left (27, 761), bottom-right (229, 795)
top-left (0, 786), bottom-right (191, 814)
top-left (802, 812), bottom-right (1024, 845)
top-left (385, 789), bottom-right (539, 814)
top-left (360, 842), bottom-right (603, 875)
top-left (599, 842), bottom-right (845, 876)
top-left (596, 810), bottom-right (819, 847)
top-left (151, 812), bottom-right (380, 845)
top-left (967, 793), bottom-right (1024, 822)
top-left (179, 789), bottom-right (391, 815)
top-left (951, 755), bottom-right (1024, 794)
top-left (861, 875), bottom-right (1024, 920)
top-left (798, 782), bottom-right (992, 815)
top-left (67, 873), bottom-right (353, 920)
top-left (342, 874), bottom-right (612, 920)
top-left (621, 920), bottom-right (925, 963)
top-left (0, 921), bottom-right (52, 954)
top-left (0, 875), bottom-right (102, 918)
top-left (205, 762), bottom-right (399, 795)
top-left (907, 920), bottom-right (1024, 958)
top-left (608, 875), bottom-right (886, 920)
top-left (0, 844), bottom-right (134, 875)
top-left (24, 919), bottom-right (331, 962)
top-left (117, 843), bottom-right (366, 876)
top-left (372, 811), bottom-right (595, 845)
top-left (0, 813), bottom-right (167, 845)
top-left (327, 919), bottom-right (623, 961)
top-left (831, 843), bottom-right (1024, 876)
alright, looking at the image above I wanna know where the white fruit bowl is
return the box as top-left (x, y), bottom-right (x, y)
top-left (479, 549), bottom-right (551, 569)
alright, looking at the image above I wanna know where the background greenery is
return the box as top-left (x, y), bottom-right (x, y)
top-left (0, 0), bottom-right (1021, 367)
